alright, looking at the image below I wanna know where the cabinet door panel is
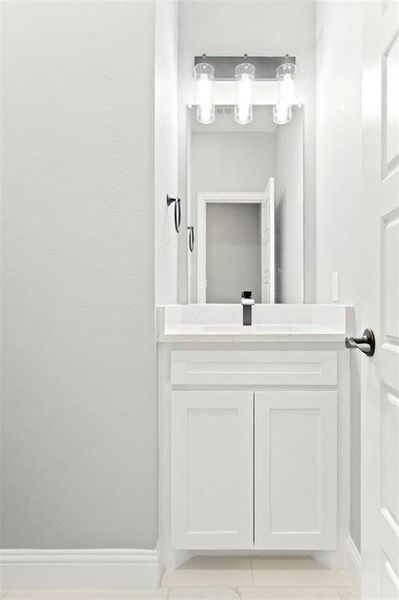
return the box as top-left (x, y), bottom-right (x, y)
top-left (171, 391), bottom-right (253, 549)
top-left (255, 391), bottom-right (337, 550)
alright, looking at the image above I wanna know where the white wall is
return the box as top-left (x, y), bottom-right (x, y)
top-left (1, 0), bottom-right (157, 549)
top-left (192, 132), bottom-right (275, 191)
top-left (155, 0), bottom-right (179, 305)
top-left (315, 1), bottom-right (364, 552)
top-left (275, 107), bottom-right (304, 303)
top-left (191, 131), bottom-right (275, 301)
top-left (178, 0), bottom-right (316, 303)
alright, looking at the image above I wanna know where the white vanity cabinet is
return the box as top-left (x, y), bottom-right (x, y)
top-left (254, 390), bottom-right (337, 550)
top-left (169, 350), bottom-right (339, 551)
top-left (171, 391), bottom-right (254, 549)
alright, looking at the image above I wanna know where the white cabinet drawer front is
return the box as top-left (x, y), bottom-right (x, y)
top-left (171, 351), bottom-right (337, 386)
top-left (255, 390), bottom-right (337, 550)
top-left (171, 391), bottom-right (253, 549)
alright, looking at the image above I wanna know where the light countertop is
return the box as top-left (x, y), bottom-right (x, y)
top-left (156, 304), bottom-right (354, 343)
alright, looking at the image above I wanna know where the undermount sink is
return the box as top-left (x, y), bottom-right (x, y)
top-left (156, 304), bottom-right (353, 342)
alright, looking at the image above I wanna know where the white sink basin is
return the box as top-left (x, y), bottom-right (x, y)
top-left (171, 323), bottom-right (336, 333)
top-left (156, 304), bottom-right (353, 342)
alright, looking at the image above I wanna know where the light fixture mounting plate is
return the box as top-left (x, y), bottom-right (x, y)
top-left (194, 55), bottom-right (296, 81)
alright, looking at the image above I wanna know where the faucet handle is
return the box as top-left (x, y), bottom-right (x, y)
top-left (241, 291), bottom-right (255, 305)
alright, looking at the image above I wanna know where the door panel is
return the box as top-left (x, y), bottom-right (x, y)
top-left (255, 391), bottom-right (337, 550)
top-left (363, 1), bottom-right (399, 597)
top-left (382, 5), bottom-right (399, 175)
top-left (261, 178), bottom-right (275, 303)
top-left (382, 213), bottom-right (399, 341)
top-left (380, 2), bottom-right (399, 597)
top-left (381, 555), bottom-right (399, 600)
top-left (171, 390), bottom-right (253, 549)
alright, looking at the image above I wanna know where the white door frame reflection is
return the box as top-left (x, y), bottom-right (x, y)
top-left (196, 189), bottom-right (275, 304)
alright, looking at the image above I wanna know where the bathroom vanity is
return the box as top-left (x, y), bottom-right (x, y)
top-left (157, 304), bottom-right (353, 564)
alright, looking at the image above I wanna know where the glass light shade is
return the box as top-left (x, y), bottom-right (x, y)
top-left (273, 101), bottom-right (292, 125)
top-left (193, 59), bottom-right (215, 125)
top-left (276, 61), bottom-right (297, 80)
top-left (279, 72), bottom-right (297, 106)
top-left (234, 60), bottom-right (255, 125)
top-left (273, 60), bottom-right (297, 125)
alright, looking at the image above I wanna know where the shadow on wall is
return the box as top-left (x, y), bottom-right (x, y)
top-left (350, 351), bottom-right (361, 551)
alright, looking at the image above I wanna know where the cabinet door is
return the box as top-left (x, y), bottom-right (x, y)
top-left (255, 391), bottom-right (337, 550)
top-left (171, 390), bottom-right (253, 549)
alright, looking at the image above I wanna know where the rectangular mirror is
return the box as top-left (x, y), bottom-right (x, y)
top-left (186, 105), bottom-right (304, 304)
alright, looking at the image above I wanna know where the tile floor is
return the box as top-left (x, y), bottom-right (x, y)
top-left (1, 557), bottom-right (358, 600)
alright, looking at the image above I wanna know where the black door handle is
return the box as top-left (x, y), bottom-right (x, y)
top-left (345, 328), bottom-right (375, 356)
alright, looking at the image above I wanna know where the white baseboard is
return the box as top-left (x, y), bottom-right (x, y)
top-left (344, 535), bottom-right (361, 594)
top-left (0, 548), bottom-right (161, 590)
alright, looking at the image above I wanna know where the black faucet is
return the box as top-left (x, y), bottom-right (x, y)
top-left (241, 291), bottom-right (254, 326)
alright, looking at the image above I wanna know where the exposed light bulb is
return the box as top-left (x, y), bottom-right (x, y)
top-left (273, 57), bottom-right (298, 126)
top-left (234, 57), bottom-right (255, 125)
top-left (193, 56), bottom-right (215, 125)
top-left (280, 73), bottom-right (296, 105)
top-left (273, 101), bottom-right (292, 125)
top-left (196, 73), bottom-right (215, 124)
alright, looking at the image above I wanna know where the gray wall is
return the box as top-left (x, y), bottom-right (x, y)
top-left (206, 204), bottom-right (261, 303)
top-left (1, 0), bottom-right (157, 549)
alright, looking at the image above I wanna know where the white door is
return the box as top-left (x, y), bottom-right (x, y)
top-left (171, 390), bottom-right (253, 549)
top-left (261, 178), bottom-right (275, 303)
top-left (254, 391), bottom-right (337, 550)
top-left (362, 2), bottom-right (399, 599)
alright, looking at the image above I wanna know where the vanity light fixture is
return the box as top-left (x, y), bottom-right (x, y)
top-left (273, 54), bottom-right (298, 125)
top-left (193, 54), bottom-right (215, 125)
top-left (192, 55), bottom-right (297, 126)
top-left (234, 55), bottom-right (256, 125)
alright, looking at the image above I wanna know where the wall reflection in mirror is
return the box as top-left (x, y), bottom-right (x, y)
top-left (187, 105), bottom-right (304, 304)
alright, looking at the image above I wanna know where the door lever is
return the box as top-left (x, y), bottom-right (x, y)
top-left (345, 328), bottom-right (375, 357)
